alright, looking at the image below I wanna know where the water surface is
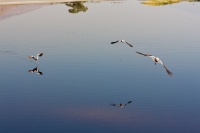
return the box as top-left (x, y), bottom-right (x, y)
top-left (0, 1), bottom-right (200, 133)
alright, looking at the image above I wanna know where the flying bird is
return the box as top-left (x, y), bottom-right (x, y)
top-left (136, 51), bottom-right (173, 77)
top-left (28, 53), bottom-right (43, 61)
top-left (111, 39), bottom-right (133, 47)
top-left (110, 101), bottom-right (132, 108)
top-left (28, 67), bottom-right (43, 75)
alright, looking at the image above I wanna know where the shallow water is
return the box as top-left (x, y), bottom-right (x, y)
top-left (0, 1), bottom-right (200, 133)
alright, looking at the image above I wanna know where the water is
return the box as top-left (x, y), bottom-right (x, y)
top-left (0, 1), bottom-right (200, 133)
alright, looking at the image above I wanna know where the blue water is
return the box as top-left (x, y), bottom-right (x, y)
top-left (0, 1), bottom-right (200, 133)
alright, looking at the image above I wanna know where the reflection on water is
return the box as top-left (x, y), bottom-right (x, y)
top-left (110, 101), bottom-right (132, 108)
top-left (28, 66), bottom-right (43, 75)
top-left (0, 0), bottom-right (199, 21)
top-left (0, 1), bottom-right (88, 21)
top-left (0, 4), bottom-right (45, 21)
top-left (0, 50), bottom-right (16, 55)
top-left (0, 1), bottom-right (200, 133)
top-left (141, 0), bottom-right (200, 6)
top-left (0, 1), bottom-right (90, 21)
top-left (65, 2), bottom-right (88, 13)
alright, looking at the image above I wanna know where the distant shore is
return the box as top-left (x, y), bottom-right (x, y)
top-left (0, 0), bottom-right (110, 5)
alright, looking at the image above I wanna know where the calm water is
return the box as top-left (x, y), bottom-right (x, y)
top-left (0, 1), bottom-right (200, 133)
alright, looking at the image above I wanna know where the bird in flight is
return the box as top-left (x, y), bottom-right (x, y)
top-left (136, 51), bottom-right (173, 77)
top-left (28, 53), bottom-right (43, 61)
top-left (111, 39), bottom-right (133, 47)
top-left (110, 101), bottom-right (132, 108)
top-left (28, 67), bottom-right (43, 75)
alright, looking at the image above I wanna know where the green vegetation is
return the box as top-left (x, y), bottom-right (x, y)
top-left (142, 0), bottom-right (200, 6)
top-left (65, 2), bottom-right (88, 14)
top-left (142, 0), bottom-right (180, 6)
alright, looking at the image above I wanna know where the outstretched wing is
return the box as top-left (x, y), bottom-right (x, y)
top-left (158, 60), bottom-right (173, 77)
top-left (124, 101), bottom-right (132, 106)
top-left (110, 103), bottom-right (117, 107)
top-left (163, 65), bottom-right (173, 77)
top-left (38, 53), bottom-right (43, 57)
top-left (28, 56), bottom-right (37, 61)
top-left (28, 70), bottom-right (34, 73)
top-left (136, 51), bottom-right (152, 56)
top-left (37, 70), bottom-right (43, 75)
top-left (127, 101), bottom-right (132, 104)
top-left (111, 40), bottom-right (119, 44)
top-left (157, 59), bottom-right (164, 66)
top-left (33, 67), bottom-right (38, 72)
top-left (125, 41), bottom-right (133, 47)
top-left (28, 67), bottom-right (37, 73)
top-left (27, 56), bottom-right (32, 59)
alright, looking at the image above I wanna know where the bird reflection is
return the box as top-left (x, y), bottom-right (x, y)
top-left (65, 2), bottom-right (88, 14)
top-left (110, 101), bottom-right (132, 108)
top-left (136, 51), bottom-right (173, 77)
top-left (111, 39), bottom-right (133, 47)
top-left (28, 66), bottom-right (43, 75)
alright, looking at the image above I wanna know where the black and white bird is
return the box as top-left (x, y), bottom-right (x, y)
top-left (28, 53), bottom-right (43, 61)
top-left (136, 51), bottom-right (173, 77)
top-left (28, 67), bottom-right (43, 75)
top-left (111, 39), bottom-right (133, 47)
top-left (110, 101), bottom-right (132, 108)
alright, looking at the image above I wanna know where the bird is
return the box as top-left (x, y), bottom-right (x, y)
top-left (111, 39), bottom-right (133, 47)
top-left (28, 53), bottom-right (43, 61)
top-left (136, 51), bottom-right (173, 77)
top-left (110, 101), bottom-right (132, 108)
top-left (28, 67), bottom-right (43, 75)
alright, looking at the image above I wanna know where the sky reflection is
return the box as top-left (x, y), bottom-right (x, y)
top-left (0, 1), bottom-right (200, 133)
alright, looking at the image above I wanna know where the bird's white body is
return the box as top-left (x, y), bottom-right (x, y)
top-left (120, 39), bottom-right (125, 43)
top-left (111, 39), bottom-right (133, 47)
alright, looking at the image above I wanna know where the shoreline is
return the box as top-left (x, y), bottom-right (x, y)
top-left (0, 0), bottom-right (113, 5)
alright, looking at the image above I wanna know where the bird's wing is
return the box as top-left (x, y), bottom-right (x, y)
top-left (38, 53), bottom-right (43, 57)
top-left (28, 56), bottom-right (36, 61)
top-left (126, 101), bottom-right (132, 104)
top-left (124, 101), bottom-right (132, 106)
top-left (28, 67), bottom-right (37, 73)
top-left (28, 70), bottom-right (34, 73)
top-left (158, 59), bottom-right (164, 66)
top-left (158, 60), bottom-right (173, 77)
top-left (37, 71), bottom-right (43, 75)
top-left (111, 40), bottom-right (119, 44)
top-left (31, 56), bottom-right (37, 61)
top-left (136, 51), bottom-right (152, 56)
top-left (110, 103), bottom-right (116, 106)
top-left (33, 67), bottom-right (38, 71)
top-left (32, 67), bottom-right (38, 72)
top-left (157, 60), bottom-right (172, 76)
top-left (163, 65), bottom-right (173, 77)
top-left (28, 56), bottom-right (32, 59)
top-left (125, 41), bottom-right (133, 47)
